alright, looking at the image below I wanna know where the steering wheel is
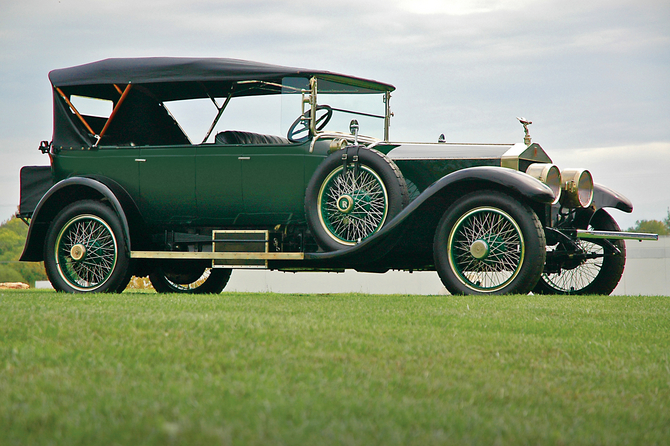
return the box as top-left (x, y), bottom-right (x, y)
top-left (287, 105), bottom-right (333, 143)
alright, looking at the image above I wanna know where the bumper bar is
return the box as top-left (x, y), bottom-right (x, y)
top-left (576, 230), bottom-right (658, 241)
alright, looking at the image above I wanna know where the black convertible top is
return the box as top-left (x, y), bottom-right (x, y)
top-left (49, 57), bottom-right (394, 101)
top-left (49, 57), bottom-right (394, 148)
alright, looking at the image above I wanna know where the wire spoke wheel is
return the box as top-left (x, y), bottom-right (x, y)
top-left (318, 165), bottom-right (388, 245)
top-left (434, 191), bottom-right (545, 295)
top-left (44, 200), bottom-right (130, 293)
top-left (306, 147), bottom-right (408, 251)
top-left (449, 207), bottom-right (524, 292)
top-left (534, 210), bottom-right (626, 295)
top-left (541, 240), bottom-right (603, 293)
top-left (55, 214), bottom-right (118, 290)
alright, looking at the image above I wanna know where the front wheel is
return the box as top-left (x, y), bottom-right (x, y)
top-left (433, 191), bottom-right (546, 295)
top-left (534, 210), bottom-right (625, 295)
top-left (44, 200), bottom-right (130, 293)
top-left (149, 264), bottom-right (232, 294)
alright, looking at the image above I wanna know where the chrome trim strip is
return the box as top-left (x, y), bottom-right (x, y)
top-left (576, 230), bottom-right (658, 241)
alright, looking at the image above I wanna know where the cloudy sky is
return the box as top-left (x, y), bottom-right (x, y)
top-left (1, 0), bottom-right (668, 229)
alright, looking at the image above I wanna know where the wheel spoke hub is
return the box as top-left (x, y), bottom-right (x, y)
top-left (70, 243), bottom-right (86, 261)
top-left (469, 239), bottom-right (490, 259)
top-left (337, 195), bottom-right (354, 214)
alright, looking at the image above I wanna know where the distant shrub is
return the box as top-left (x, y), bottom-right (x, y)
top-left (628, 208), bottom-right (670, 235)
top-left (0, 216), bottom-right (47, 286)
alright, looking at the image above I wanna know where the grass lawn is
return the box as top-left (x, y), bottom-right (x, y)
top-left (1, 290), bottom-right (668, 445)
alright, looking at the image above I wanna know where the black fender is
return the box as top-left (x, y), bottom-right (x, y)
top-left (557, 183), bottom-right (632, 232)
top-left (593, 183), bottom-right (633, 213)
top-left (302, 166), bottom-right (554, 264)
top-left (424, 166), bottom-right (556, 205)
top-left (19, 176), bottom-right (140, 261)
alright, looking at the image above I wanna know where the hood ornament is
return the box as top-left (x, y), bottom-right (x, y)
top-left (517, 117), bottom-right (532, 145)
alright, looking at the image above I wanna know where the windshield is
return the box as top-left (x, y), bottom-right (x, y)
top-left (281, 77), bottom-right (388, 141)
top-left (316, 92), bottom-right (386, 140)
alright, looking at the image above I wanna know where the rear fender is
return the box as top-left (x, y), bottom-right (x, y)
top-left (19, 176), bottom-right (137, 261)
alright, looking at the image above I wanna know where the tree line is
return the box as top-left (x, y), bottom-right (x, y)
top-left (627, 209), bottom-right (670, 235)
top-left (0, 216), bottom-right (47, 285)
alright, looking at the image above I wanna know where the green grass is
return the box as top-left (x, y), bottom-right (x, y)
top-left (1, 290), bottom-right (669, 445)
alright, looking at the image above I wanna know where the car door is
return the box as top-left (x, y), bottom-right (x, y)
top-left (137, 145), bottom-right (196, 224)
top-left (195, 144), bottom-right (244, 225)
top-left (238, 142), bottom-right (307, 225)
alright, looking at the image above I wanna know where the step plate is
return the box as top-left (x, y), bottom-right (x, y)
top-left (213, 230), bottom-right (268, 267)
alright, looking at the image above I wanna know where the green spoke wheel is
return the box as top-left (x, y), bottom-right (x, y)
top-left (318, 165), bottom-right (388, 245)
top-left (434, 191), bottom-right (545, 295)
top-left (56, 215), bottom-right (117, 289)
top-left (534, 210), bottom-right (626, 295)
top-left (449, 207), bottom-right (524, 291)
top-left (45, 200), bottom-right (129, 293)
top-left (305, 147), bottom-right (408, 251)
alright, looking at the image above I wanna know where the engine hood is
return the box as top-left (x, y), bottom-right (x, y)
top-left (375, 142), bottom-right (553, 192)
top-left (382, 142), bottom-right (551, 166)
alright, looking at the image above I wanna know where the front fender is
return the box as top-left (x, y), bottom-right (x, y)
top-left (422, 166), bottom-right (556, 204)
top-left (20, 177), bottom-right (133, 261)
top-left (304, 166), bottom-right (555, 263)
top-left (593, 183), bottom-right (633, 213)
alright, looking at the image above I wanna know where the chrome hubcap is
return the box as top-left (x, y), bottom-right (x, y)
top-left (469, 239), bottom-right (489, 259)
top-left (337, 195), bottom-right (354, 213)
top-left (70, 243), bottom-right (86, 261)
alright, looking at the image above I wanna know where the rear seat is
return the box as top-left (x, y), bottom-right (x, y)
top-left (215, 130), bottom-right (290, 145)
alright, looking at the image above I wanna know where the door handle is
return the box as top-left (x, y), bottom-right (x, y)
top-left (238, 156), bottom-right (250, 160)
top-left (135, 158), bottom-right (146, 162)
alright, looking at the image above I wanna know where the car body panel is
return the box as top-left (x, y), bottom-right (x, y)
top-left (195, 144), bottom-right (244, 225)
top-left (237, 143), bottom-right (307, 225)
top-left (139, 145), bottom-right (197, 223)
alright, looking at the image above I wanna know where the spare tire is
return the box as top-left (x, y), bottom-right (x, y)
top-left (305, 146), bottom-right (409, 251)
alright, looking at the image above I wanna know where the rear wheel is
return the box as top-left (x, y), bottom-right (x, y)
top-left (149, 264), bottom-right (232, 294)
top-left (534, 210), bottom-right (625, 295)
top-left (44, 200), bottom-right (129, 293)
top-left (434, 191), bottom-right (545, 295)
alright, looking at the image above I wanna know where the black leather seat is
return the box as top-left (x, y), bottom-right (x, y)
top-left (215, 130), bottom-right (290, 145)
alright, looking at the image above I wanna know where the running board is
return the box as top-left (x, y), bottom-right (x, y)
top-left (576, 230), bottom-right (658, 241)
top-left (132, 229), bottom-right (304, 268)
top-left (130, 251), bottom-right (304, 260)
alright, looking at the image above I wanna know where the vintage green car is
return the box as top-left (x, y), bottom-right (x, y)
top-left (17, 58), bottom-right (657, 295)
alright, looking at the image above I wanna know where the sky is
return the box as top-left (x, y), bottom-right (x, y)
top-left (1, 0), bottom-right (668, 230)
